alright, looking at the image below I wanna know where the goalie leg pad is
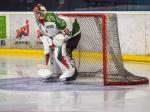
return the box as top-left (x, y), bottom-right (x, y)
top-left (53, 43), bottom-right (78, 81)
top-left (59, 68), bottom-right (75, 81)
top-left (40, 35), bottom-right (52, 55)
top-left (38, 68), bottom-right (53, 79)
top-left (53, 34), bottom-right (65, 47)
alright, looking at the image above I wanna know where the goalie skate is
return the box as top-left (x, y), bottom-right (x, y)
top-left (61, 68), bottom-right (78, 84)
top-left (65, 68), bottom-right (78, 81)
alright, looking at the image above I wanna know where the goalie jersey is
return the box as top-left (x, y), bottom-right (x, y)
top-left (37, 12), bottom-right (80, 39)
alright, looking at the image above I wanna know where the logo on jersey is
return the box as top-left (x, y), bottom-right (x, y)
top-left (46, 25), bottom-right (54, 29)
top-left (47, 16), bottom-right (55, 22)
top-left (45, 22), bottom-right (56, 30)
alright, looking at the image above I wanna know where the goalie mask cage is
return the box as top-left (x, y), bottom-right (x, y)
top-left (61, 13), bottom-right (149, 85)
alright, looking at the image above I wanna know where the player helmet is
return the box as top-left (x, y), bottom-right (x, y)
top-left (33, 4), bottom-right (47, 20)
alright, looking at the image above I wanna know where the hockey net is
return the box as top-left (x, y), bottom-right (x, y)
top-left (61, 13), bottom-right (149, 85)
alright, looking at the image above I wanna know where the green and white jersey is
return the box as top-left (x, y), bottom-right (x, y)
top-left (59, 15), bottom-right (80, 38)
top-left (37, 12), bottom-right (80, 38)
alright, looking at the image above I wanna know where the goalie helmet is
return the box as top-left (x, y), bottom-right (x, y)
top-left (33, 4), bottom-right (47, 20)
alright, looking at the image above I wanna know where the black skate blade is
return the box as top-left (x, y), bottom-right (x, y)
top-left (42, 77), bottom-right (59, 83)
top-left (62, 80), bottom-right (76, 84)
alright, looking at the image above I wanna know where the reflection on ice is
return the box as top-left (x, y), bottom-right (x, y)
top-left (0, 56), bottom-right (150, 112)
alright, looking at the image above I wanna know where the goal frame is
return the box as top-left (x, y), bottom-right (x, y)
top-left (59, 13), bottom-right (149, 86)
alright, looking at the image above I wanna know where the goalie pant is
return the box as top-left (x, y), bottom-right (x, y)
top-left (39, 34), bottom-right (76, 81)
